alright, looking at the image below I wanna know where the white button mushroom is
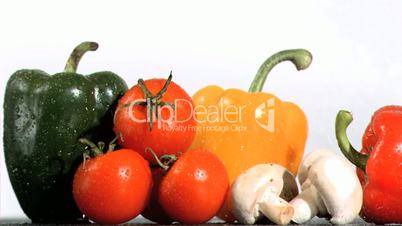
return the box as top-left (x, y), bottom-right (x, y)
top-left (231, 164), bottom-right (299, 225)
top-left (290, 149), bottom-right (363, 224)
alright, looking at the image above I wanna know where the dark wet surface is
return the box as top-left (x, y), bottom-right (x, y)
top-left (0, 216), bottom-right (372, 225)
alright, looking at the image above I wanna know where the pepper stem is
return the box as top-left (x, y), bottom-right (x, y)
top-left (335, 110), bottom-right (369, 171)
top-left (64, 42), bottom-right (99, 73)
top-left (248, 49), bottom-right (312, 92)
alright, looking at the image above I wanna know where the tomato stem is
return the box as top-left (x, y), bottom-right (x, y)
top-left (248, 49), bottom-right (312, 93)
top-left (115, 72), bottom-right (175, 131)
top-left (82, 152), bottom-right (90, 166)
top-left (98, 142), bottom-right (105, 152)
top-left (138, 72), bottom-right (175, 131)
top-left (107, 135), bottom-right (119, 153)
top-left (160, 154), bottom-right (178, 166)
top-left (145, 147), bottom-right (171, 170)
top-left (79, 138), bottom-right (104, 157)
top-left (335, 110), bottom-right (369, 172)
top-left (64, 42), bottom-right (98, 73)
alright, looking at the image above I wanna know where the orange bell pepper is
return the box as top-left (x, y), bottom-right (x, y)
top-left (190, 49), bottom-right (312, 222)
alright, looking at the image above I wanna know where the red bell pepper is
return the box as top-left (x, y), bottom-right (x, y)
top-left (335, 106), bottom-right (402, 224)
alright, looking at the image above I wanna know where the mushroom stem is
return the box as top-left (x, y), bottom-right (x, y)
top-left (258, 193), bottom-right (294, 225)
top-left (290, 184), bottom-right (326, 224)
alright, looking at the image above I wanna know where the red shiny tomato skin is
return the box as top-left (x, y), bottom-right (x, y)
top-left (73, 149), bottom-right (152, 224)
top-left (113, 78), bottom-right (196, 165)
top-left (158, 149), bottom-right (229, 224)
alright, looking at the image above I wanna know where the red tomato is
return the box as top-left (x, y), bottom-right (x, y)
top-left (158, 149), bottom-right (229, 224)
top-left (141, 168), bottom-right (173, 224)
top-left (114, 75), bottom-right (196, 165)
top-left (72, 149), bottom-right (152, 224)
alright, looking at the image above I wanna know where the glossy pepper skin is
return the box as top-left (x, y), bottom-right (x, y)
top-left (336, 107), bottom-right (402, 224)
top-left (190, 49), bottom-right (312, 222)
top-left (3, 42), bottom-right (128, 223)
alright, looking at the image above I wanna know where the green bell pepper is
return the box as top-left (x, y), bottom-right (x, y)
top-left (3, 42), bottom-right (128, 223)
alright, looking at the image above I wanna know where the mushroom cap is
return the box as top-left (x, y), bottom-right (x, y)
top-left (297, 149), bottom-right (337, 184)
top-left (231, 164), bottom-right (298, 224)
top-left (300, 150), bottom-right (363, 223)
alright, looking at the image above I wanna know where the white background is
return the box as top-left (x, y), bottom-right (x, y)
top-left (1, 0), bottom-right (402, 221)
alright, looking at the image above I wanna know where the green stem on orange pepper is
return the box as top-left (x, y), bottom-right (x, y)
top-left (249, 49), bottom-right (313, 93)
